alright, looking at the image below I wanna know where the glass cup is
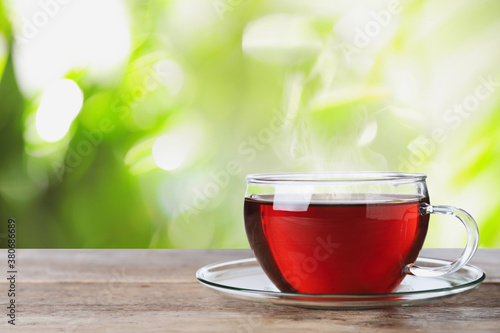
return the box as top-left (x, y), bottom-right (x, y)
top-left (244, 172), bottom-right (479, 294)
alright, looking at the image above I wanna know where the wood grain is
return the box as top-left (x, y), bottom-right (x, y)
top-left (0, 249), bottom-right (498, 332)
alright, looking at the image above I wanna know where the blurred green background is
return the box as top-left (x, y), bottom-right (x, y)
top-left (0, 0), bottom-right (499, 248)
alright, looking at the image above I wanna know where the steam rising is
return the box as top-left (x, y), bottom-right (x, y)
top-left (272, 44), bottom-right (389, 172)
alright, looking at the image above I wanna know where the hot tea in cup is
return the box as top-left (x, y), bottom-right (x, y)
top-left (244, 173), bottom-right (478, 294)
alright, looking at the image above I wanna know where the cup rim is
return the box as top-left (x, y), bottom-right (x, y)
top-left (246, 172), bottom-right (427, 185)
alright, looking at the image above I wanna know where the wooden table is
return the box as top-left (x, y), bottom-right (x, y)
top-left (0, 249), bottom-right (498, 332)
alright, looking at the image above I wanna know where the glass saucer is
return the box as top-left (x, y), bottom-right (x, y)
top-left (196, 257), bottom-right (485, 309)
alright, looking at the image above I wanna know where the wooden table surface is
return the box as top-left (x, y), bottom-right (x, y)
top-left (0, 249), bottom-right (499, 332)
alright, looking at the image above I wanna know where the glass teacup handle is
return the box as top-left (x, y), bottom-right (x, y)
top-left (404, 203), bottom-right (479, 277)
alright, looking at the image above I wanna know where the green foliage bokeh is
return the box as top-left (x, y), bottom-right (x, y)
top-left (0, 0), bottom-right (499, 248)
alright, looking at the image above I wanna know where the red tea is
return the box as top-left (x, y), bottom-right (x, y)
top-left (244, 194), bottom-right (429, 294)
